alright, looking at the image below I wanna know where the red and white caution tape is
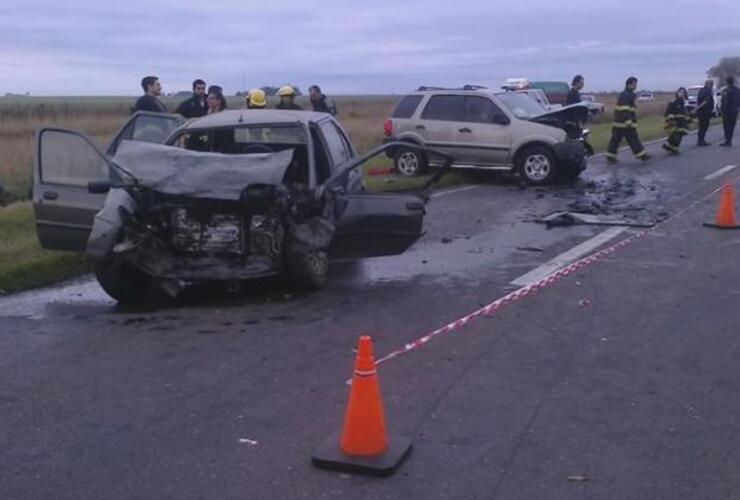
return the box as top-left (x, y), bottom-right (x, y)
top-left (374, 176), bottom-right (738, 367)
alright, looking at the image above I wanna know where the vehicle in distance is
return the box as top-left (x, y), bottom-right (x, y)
top-left (636, 91), bottom-right (655, 103)
top-left (383, 87), bottom-right (591, 185)
top-left (34, 110), bottom-right (442, 303)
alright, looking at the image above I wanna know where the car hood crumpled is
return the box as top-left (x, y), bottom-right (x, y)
top-left (112, 140), bottom-right (295, 200)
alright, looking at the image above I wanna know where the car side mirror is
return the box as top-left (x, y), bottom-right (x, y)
top-left (492, 114), bottom-right (510, 125)
top-left (88, 181), bottom-right (111, 194)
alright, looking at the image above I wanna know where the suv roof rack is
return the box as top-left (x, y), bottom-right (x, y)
top-left (416, 84), bottom-right (488, 91)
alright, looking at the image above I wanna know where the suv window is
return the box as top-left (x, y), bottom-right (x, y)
top-left (464, 96), bottom-right (505, 124)
top-left (392, 95), bottom-right (423, 118)
top-left (421, 95), bottom-right (464, 121)
top-left (319, 121), bottom-right (351, 167)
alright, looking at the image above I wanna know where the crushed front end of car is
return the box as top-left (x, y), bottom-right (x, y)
top-left (86, 141), bottom-right (333, 302)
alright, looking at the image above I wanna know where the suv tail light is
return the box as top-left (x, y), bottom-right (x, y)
top-left (383, 119), bottom-right (393, 137)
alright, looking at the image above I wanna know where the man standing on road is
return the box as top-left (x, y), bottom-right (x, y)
top-left (175, 79), bottom-right (208, 118)
top-left (605, 76), bottom-right (650, 164)
top-left (309, 85), bottom-right (337, 115)
top-left (566, 75), bottom-right (584, 105)
top-left (695, 79), bottom-right (715, 146)
top-left (720, 76), bottom-right (740, 147)
top-left (132, 76), bottom-right (168, 114)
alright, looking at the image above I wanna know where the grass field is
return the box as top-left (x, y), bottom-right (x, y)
top-left (0, 93), bottom-right (691, 293)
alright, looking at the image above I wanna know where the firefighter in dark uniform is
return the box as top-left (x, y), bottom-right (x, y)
top-left (720, 76), bottom-right (740, 147)
top-left (275, 85), bottom-right (303, 110)
top-left (695, 79), bottom-right (714, 146)
top-left (606, 76), bottom-right (650, 164)
top-left (662, 87), bottom-right (690, 155)
top-left (566, 75), bottom-right (584, 105)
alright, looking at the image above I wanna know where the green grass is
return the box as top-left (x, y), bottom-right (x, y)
top-left (0, 202), bottom-right (88, 293)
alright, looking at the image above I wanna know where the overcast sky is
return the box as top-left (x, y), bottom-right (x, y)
top-left (2, 0), bottom-right (739, 96)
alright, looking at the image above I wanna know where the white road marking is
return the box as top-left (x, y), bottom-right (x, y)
top-left (510, 227), bottom-right (628, 287)
top-left (431, 184), bottom-right (480, 198)
top-left (704, 164), bottom-right (738, 181)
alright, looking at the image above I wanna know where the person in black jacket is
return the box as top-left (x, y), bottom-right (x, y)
top-left (566, 75), bottom-right (584, 105)
top-left (308, 85), bottom-right (337, 115)
top-left (662, 87), bottom-right (690, 155)
top-left (605, 76), bottom-right (650, 164)
top-left (720, 76), bottom-right (740, 147)
top-left (132, 76), bottom-right (168, 114)
top-left (175, 79), bottom-right (208, 118)
top-left (695, 79), bottom-right (714, 146)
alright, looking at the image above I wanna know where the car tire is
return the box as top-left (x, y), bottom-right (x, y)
top-left (93, 256), bottom-right (153, 304)
top-left (394, 147), bottom-right (427, 177)
top-left (517, 146), bottom-right (557, 185)
top-left (285, 247), bottom-right (329, 291)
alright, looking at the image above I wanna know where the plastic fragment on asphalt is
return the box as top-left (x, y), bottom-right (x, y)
top-left (567, 475), bottom-right (590, 482)
top-left (578, 299), bottom-right (591, 307)
top-left (238, 438), bottom-right (259, 446)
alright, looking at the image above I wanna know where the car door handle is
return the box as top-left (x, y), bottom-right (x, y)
top-left (43, 191), bottom-right (58, 200)
top-left (459, 127), bottom-right (472, 133)
top-left (414, 125), bottom-right (426, 130)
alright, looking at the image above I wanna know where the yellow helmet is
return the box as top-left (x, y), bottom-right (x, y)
top-left (247, 88), bottom-right (267, 108)
top-left (277, 85), bottom-right (296, 97)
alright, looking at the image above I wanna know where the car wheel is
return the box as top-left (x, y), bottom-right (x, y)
top-left (93, 256), bottom-right (153, 304)
top-left (285, 247), bottom-right (329, 291)
top-left (517, 146), bottom-right (557, 185)
top-left (394, 147), bottom-right (427, 177)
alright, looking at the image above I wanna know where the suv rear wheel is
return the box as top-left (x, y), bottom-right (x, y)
top-left (394, 147), bottom-right (427, 177)
top-left (517, 146), bottom-right (556, 185)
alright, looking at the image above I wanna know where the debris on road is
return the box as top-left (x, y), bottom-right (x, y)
top-left (238, 438), bottom-right (259, 446)
top-left (516, 246), bottom-right (544, 252)
top-left (441, 237), bottom-right (453, 244)
top-left (537, 211), bottom-right (655, 229)
top-left (578, 299), bottom-right (591, 308)
top-left (566, 475), bottom-right (590, 482)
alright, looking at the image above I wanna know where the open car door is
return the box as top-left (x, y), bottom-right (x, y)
top-left (105, 111), bottom-right (185, 156)
top-left (33, 129), bottom-right (114, 252)
top-left (329, 191), bottom-right (425, 260)
top-left (34, 113), bottom-right (184, 253)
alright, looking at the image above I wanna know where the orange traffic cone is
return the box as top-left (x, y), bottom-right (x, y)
top-left (704, 183), bottom-right (740, 229)
top-left (312, 335), bottom-right (412, 476)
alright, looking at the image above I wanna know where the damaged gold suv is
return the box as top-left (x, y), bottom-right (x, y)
top-left (33, 110), bottom-right (443, 303)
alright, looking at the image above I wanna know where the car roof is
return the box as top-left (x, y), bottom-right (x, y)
top-left (182, 109), bottom-right (331, 129)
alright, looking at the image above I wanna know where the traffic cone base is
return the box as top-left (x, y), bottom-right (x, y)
top-left (703, 221), bottom-right (740, 229)
top-left (312, 432), bottom-right (412, 477)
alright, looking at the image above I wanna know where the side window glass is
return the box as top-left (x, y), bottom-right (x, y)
top-left (40, 130), bottom-right (109, 187)
top-left (420, 95), bottom-right (464, 121)
top-left (392, 95), bottom-right (423, 118)
top-left (109, 114), bottom-right (183, 155)
top-left (319, 121), bottom-right (351, 167)
top-left (464, 96), bottom-right (504, 124)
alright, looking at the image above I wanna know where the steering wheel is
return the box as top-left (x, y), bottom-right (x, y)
top-left (243, 144), bottom-right (274, 154)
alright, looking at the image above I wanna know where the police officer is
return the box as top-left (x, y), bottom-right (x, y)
top-left (662, 87), bottom-right (690, 155)
top-left (175, 79), bottom-right (208, 118)
top-left (720, 76), bottom-right (740, 147)
top-left (132, 76), bottom-right (168, 113)
top-left (606, 76), bottom-right (650, 164)
top-left (276, 85), bottom-right (303, 110)
top-left (566, 75), bottom-right (584, 105)
top-left (695, 79), bottom-right (714, 146)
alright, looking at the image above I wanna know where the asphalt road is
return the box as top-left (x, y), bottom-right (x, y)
top-left (2, 126), bottom-right (739, 499)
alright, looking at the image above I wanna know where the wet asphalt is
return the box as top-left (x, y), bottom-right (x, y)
top-left (1, 126), bottom-right (739, 499)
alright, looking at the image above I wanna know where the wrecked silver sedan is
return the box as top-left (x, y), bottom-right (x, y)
top-left (34, 111), bottom-right (444, 303)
